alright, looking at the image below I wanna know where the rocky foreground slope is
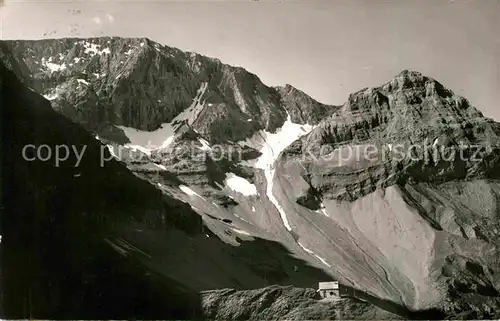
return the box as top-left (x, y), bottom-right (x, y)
top-left (201, 285), bottom-right (401, 320)
top-left (2, 37), bottom-right (500, 319)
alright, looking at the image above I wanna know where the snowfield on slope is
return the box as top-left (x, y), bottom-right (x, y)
top-left (242, 114), bottom-right (314, 231)
top-left (43, 92), bottom-right (58, 101)
top-left (115, 82), bottom-right (208, 155)
top-left (114, 124), bottom-right (176, 156)
top-left (41, 57), bottom-right (67, 73)
top-left (225, 173), bottom-right (258, 196)
top-left (179, 185), bottom-right (204, 198)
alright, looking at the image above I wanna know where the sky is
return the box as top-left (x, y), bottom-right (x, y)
top-left (1, 0), bottom-right (499, 120)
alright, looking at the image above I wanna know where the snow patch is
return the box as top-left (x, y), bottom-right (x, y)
top-left (179, 185), bottom-right (203, 199)
top-left (249, 113), bottom-right (314, 232)
top-left (298, 242), bottom-right (332, 267)
top-left (316, 204), bottom-right (328, 216)
top-left (77, 79), bottom-right (89, 86)
top-left (114, 82), bottom-right (208, 155)
top-left (234, 213), bottom-right (253, 225)
top-left (174, 82), bottom-right (208, 126)
top-left (155, 163), bottom-right (167, 171)
top-left (83, 41), bottom-right (110, 56)
top-left (225, 173), bottom-right (258, 196)
top-left (115, 124), bottom-right (175, 155)
top-left (232, 76), bottom-right (249, 113)
top-left (253, 113), bottom-right (314, 170)
top-left (44, 62), bottom-right (67, 72)
top-left (198, 138), bottom-right (211, 151)
top-left (121, 144), bottom-right (150, 156)
top-left (232, 228), bottom-right (251, 236)
top-left (106, 145), bottom-right (120, 158)
top-left (43, 92), bottom-right (58, 101)
top-left (105, 239), bottom-right (127, 256)
top-left (265, 169), bottom-right (292, 231)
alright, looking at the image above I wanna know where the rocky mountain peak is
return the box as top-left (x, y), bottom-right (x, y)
top-left (338, 69), bottom-right (481, 124)
top-left (275, 84), bottom-right (337, 124)
top-left (2, 37), bottom-right (336, 145)
top-left (280, 69), bottom-right (500, 204)
top-left (383, 69), bottom-right (455, 97)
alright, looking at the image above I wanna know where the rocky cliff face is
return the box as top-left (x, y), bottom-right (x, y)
top-left (3, 37), bottom-right (500, 319)
top-left (270, 70), bottom-right (500, 313)
top-left (283, 70), bottom-right (500, 204)
top-left (4, 37), bottom-right (335, 144)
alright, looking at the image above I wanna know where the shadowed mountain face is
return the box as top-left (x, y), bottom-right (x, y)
top-left (0, 56), bottom-right (203, 319)
top-left (2, 37), bottom-right (500, 319)
top-left (0, 55), bottom-right (341, 319)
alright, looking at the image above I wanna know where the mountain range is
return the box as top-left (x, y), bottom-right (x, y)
top-left (1, 36), bottom-right (500, 319)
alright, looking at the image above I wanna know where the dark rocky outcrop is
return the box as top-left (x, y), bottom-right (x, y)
top-left (0, 57), bottom-right (204, 318)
